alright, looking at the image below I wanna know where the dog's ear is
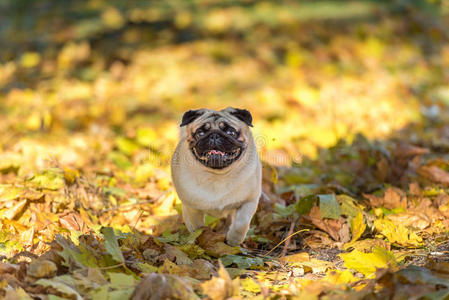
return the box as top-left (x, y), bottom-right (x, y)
top-left (230, 108), bottom-right (253, 127)
top-left (180, 110), bottom-right (204, 127)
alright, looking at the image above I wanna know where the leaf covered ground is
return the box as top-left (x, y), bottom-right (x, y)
top-left (2, 0), bottom-right (449, 299)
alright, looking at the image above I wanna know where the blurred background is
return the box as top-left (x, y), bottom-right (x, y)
top-left (3, 2), bottom-right (449, 295)
top-left (1, 0), bottom-right (449, 197)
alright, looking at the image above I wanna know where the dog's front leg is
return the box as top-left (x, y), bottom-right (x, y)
top-left (182, 204), bottom-right (205, 232)
top-left (226, 200), bottom-right (258, 246)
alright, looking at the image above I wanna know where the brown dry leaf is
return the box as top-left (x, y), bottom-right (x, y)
top-left (87, 268), bottom-right (108, 285)
top-left (21, 189), bottom-right (44, 201)
top-left (198, 228), bottom-right (226, 245)
top-left (364, 188), bottom-right (407, 209)
top-left (338, 221), bottom-right (351, 243)
top-left (165, 244), bottom-right (193, 265)
top-left (201, 261), bottom-right (238, 300)
top-left (4, 199), bottom-right (27, 220)
top-left (302, 230), bottom-right (335, 250)
top-left (343, 238), bottom-right (390, 252)
top-left (0, 262), bottom-right (19, 274)
top-left (131, 273), bottom-right (199, 300)
top-left (418, 165), bottom-right (449, 185)
top-left (21, 226), bottom-right (35, 249)
top-left (394, 144), bottom-right (429, 158)
top-left (0, 273), bottom-right (23, 289)
top-left (409, 182), bottom-right (421, 196)
top-left (160, 259), bottom-right (216, 280)
top-left (59, 213), bottom-right (88, 232)
top-left (363, 193), bottom-right (383, 207)
top-left (159, 259), bottom-right (190, 276)
top-left (387, 213), bottom-right (430, 230)
top-left (383, 188), bottom-right (407, 210)
top-left (197, 229), bottom-right (240, 257)
top-left (189, 259), bottom-right (217, 280)
top-left (203, 242), bottom-right (241, 257)
top-left (427, 259), bottom-right (449, 274)
top-left (306, 205), bottom-right (343, 241)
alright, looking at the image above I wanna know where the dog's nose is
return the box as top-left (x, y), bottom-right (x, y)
top-left (209, 133), bottom-right (221, 145)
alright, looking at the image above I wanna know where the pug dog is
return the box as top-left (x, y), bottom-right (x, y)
top-left (171, 107), bottom-right (262, 246)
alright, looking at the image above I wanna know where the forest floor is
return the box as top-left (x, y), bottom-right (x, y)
top-left (1, 1), bottom-right (449, 299)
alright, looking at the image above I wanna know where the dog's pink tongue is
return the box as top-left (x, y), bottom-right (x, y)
top-left (209, 150), bottom-right (225, 156)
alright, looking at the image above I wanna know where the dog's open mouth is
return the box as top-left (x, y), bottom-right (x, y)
top-left (192, 147), bottom-right (243, 169)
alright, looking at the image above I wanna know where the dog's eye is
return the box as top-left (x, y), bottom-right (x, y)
top-left (195, 129), bottom-right (205, 138)
top-left (226, 128), bottom-right (237, 137)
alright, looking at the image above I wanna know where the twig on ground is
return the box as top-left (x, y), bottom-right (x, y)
top-left (263, 228), bottom-right (309, 258)
top-left (281, 218), bottom-right (299, 257)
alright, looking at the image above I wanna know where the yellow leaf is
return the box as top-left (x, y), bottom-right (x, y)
top-left (301, 259), bottom-right (331, 274)
top-left (135, 163), bottom-right (155, 184)
top-left (350, 212), bottom-right (366, 243)
top-left (339, 246), bottom-right (397, 277)
top-left (26, 112), bottom-right (42, 131)
top-left (63, 168), bottom-right (79, 185)
top-left (324, 269), bottom-right (358, 284)
top-left (374, 218), bottom-right (422, 247)
top-left (20, 52), bottom-right (41, 68)
top-left (278, 252), bottom-right (310, 265)
top-left (101, 7), bottom-right (125, 29)
top-left (240, 277), bottom-right (261, 294)
top-left (201, 261), bottom-right (237, 300)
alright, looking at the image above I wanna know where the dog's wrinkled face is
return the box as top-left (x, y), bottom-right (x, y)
top-left (180, 107), bottom-right (253, 169)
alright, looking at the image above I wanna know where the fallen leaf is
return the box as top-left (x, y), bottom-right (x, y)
top-left (131, 273), bottom-right (199, 300)
top-left (4, 288), bottom-right (33, 300)
top-left (409, 182), bottom-right (421, 196)
top-left (221, 255), bottom-right (264, 269)
top-left (27, 260), bottom-right (57, 279)
top-left (387, 213), bottom-right (430, 230)
top-left (30, 169), bottom-right (65, 190)
top-left (35, 277), bottom-right (83, 300)
top-left (278, 252), bottom-right (310, 264)
top-left (101, 227), bottom-right (125, 263)
top-left (0, 262), bottom-right (19, 274)
top-left (201, 261), bottom-right (238, 300)
top-left (324, 269), bottom-right (358, 284)
top-left (383, 188), bottom-right (407, 210)
top-left (4, 199), bottom-right (27, 220)
top-left (318, 194), bottom-right (341, 220)
top-left (338, 194), bottom-right (361, 218)
top-left (374, 218), bottom-right (422, 247)
top-left (165, 244), bottom-right (193, 265)
top-left (306, 205), bottom-right (343, 241)
top-left (350, 212), bottom-right (366, 243)
top-left (340, 246), bottom-right (397, 277)
top-left (419, 165), bottom-right (449, 185)
top-left (189, 259), bottom-right (217, 280)
top-left (241, 277), bottom-right (261, 294)
top-left (109, 272), bottom-right (137, 289)
top-left (59, 213), bottom-right (87, 232)
top-left (343, 238), bottom-right (389, 252)
top-left (198, 229), bottom-right (240, 257)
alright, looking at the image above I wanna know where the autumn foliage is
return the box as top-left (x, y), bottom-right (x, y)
top-left (1, 0), bottom-right (449, 299)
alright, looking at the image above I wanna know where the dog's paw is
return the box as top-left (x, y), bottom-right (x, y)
top-left (226, 232), bottom-right (244, 247)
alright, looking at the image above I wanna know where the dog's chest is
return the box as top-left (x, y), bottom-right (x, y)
top-left (178, 171), bottom-right (250, 211)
